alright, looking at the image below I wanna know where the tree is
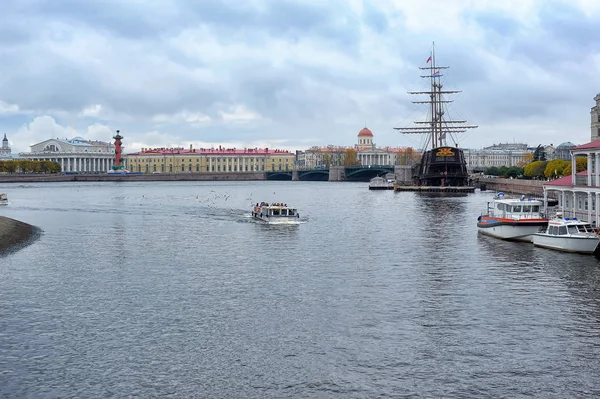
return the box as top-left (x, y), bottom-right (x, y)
top-left (343, 148), bottom-right (360, 166)
top-left (524, 160), bottom-right (547, 178)
top-left (544, 159), bottom-right (568, 179)
top-left (562, 157), bottom-right (588, 176)
top-left (395, 147), bottom-right (420, 165)
top-left (532, 145), bottom-right (547, 162)
top-left (517, 153), bottom-right (534, 167)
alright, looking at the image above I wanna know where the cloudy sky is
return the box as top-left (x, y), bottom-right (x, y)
top-left (1, 0), bottom-right (599, 154)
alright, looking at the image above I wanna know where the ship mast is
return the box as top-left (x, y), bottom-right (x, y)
top-left (394, 42), bottom-right (478, 150)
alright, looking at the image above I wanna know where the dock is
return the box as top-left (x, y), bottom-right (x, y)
top-left (393, 185), bottom-right (476, 193)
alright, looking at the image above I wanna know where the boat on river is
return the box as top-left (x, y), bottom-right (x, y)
top-left (252, 202), bottom-right (301, 224)
top-left (532, 212), bottom-right (600, 254)
top-left (477, 192), bottom-right (548, 242)
top-left (0, 193), bottom-right (8, 206)
top-left (369, 175), bottom-right (394, 190)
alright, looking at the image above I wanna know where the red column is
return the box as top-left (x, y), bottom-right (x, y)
top-left (112, 130), bottom-right (123, 170)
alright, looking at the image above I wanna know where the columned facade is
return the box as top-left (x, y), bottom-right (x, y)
top-left (19, 136), bottom-right (116, 173)
top-left (21, 154), bottom-right (115, 172)
top-left (544, 139), bottom-right (600, 226)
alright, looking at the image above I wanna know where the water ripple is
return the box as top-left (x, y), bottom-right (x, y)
top-left (1, 182), bottom-right (600, 398)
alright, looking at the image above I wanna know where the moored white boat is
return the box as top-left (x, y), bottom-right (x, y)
top-left (252, 202), bottom-right (301, 224)
top-left (369, 175), bottom-right (394, 190)
top-left (532, 212), bottom-right (600, 254)
top-left (0, 193), bottom-right (8, 206)
top-left (477, 192), bottom-right (548, 242)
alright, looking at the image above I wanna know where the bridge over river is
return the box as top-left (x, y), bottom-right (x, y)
top-left (266, 165), bottom-right (404, 182)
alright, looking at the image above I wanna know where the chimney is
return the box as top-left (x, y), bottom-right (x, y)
top-left (190, 144), bottom-right (193, 151)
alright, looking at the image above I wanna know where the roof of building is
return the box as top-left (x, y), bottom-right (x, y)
top-left (557, 141), bottom-right (577, 149)
top-left (126, 147), bottom-right (293, 156)
top-left (2, 134), bottom-right (7, 142)
top-left (572, 139), bottom-right (600, 150)
top-left (40, 137), bottom-right (112, 147)
top-left (545, 170), bottom-right (587, 186)
top-left (358, 127), bottom-right (373, 137)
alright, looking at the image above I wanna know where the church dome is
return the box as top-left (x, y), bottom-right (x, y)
top-left (358, 127), bottom-right (373, 137)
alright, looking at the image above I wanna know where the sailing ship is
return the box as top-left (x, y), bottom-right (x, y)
top-left (394, 43), bottom-right (478, 188)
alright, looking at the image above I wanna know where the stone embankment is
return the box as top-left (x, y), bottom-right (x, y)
top-left (476, 177), bottom-right (546, 196)
top-left (0, 216), bottom-right (40, 254)
top-left (0, 172), bottom-right (266, 183)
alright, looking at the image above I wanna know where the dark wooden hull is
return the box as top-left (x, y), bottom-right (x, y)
top-left (412, 146), bottom-right (470, 187)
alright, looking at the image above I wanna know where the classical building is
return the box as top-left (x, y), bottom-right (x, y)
top-left (591, 93), bottom-right (600, 141)
top-left (544, 139), bottom-right (600, 225)
top-left (125, 145), bottom-right (295, 173)
top-left (0, 134), bottom-right (10, 155)
top-left (304, 127), bottom-right (419, 168)
top-left (555, 142), bottom-right (576, 161)
top-left (0, 134), bottom-right (19, 160)
top-left (463, 144), bottom-right (532, 170)
top-left (19, 136), bottom-right (116, 172)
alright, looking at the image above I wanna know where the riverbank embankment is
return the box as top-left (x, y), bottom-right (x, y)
top-left (477, 177), bottom-right (546, 196)
top-left (0, 172), bottom-right (266, 183)
top-left (0, 216), bottom-right (40, 254)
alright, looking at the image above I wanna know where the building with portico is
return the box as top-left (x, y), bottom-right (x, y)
top-left (543, 93), bottom-right (600, 225)
top-left (19, 136), bottom-right (116, 172)
top-left (304, 127), bottom-right (419, 168)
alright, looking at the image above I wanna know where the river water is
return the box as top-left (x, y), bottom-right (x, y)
top-left (1, 181), bottom-right (599, 398)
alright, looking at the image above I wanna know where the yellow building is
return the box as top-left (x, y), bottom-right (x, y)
top-left (125, 145), bottom-right (296, 173)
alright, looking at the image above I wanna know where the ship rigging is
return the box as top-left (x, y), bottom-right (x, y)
top-left (394, 42), bottom-right (478, 187)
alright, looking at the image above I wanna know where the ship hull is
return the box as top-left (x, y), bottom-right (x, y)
top-left (413, 146), bottom-right (470, 187)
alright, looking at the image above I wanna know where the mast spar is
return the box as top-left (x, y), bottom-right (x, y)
top-left (394, 42), bottom-right (477, 150)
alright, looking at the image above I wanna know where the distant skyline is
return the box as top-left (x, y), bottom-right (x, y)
top-left (1, 0), bottom-right (599, 153)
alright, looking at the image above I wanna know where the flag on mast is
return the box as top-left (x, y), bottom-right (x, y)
top-left (426, 55), bottom-right (432, 63)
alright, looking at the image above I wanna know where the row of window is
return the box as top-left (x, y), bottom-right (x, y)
top-left (128, 157), bottom-right (291, 163)
top-left (134, 164), bottom-right (292, 172)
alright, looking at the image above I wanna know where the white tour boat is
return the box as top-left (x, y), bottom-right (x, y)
top-left (477, 192), bottom-right (549, 242)
top-left (532, 212), bottom-right (600, 254)
top-left (252, 202), bottom-right (301, 224)
top-left (369, 174), bottom-right (395, 190)
top-left (0, 193), bottom-right (8, 206)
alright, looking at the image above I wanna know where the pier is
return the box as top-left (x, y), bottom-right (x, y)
top-left (393, 185), bottom-right (476, 193)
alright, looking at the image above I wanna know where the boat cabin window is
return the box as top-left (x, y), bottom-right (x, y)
top-left (512, 205), bottom-right (522, 213)
top-left (577, 224), bottom-right (593, 233)
top-left (288, 209), bottom-right (296, 216)
top-left (281, 209), bottom-right (288, 216)
top-left (272, 208), bottom-right (280, 216)
top-left (531, 205), bottom-right (539, 212)
top-left (558, 226), bottom-right (568, 235)
top-left (568, 225), bottom-right (580, 234)
top-left (522, 205), bottom-right (531, 213)
top-left (549, 226), bottom-right (558, 235)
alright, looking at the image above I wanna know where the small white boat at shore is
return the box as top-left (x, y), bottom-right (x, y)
top-left (532, 212), bottom-right (600, 254)
top-left (0, 193), bottom-right (8, 206)
top-left (252, 202), bottom-right (301, 224)
top-left (477, 192), bottom-right (548, 242)
top-left (369, 174), bottom-right (395, 190)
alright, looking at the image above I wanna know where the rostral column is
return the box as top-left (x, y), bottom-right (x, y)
top-left (112, 130), bottom-right (124, 170)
